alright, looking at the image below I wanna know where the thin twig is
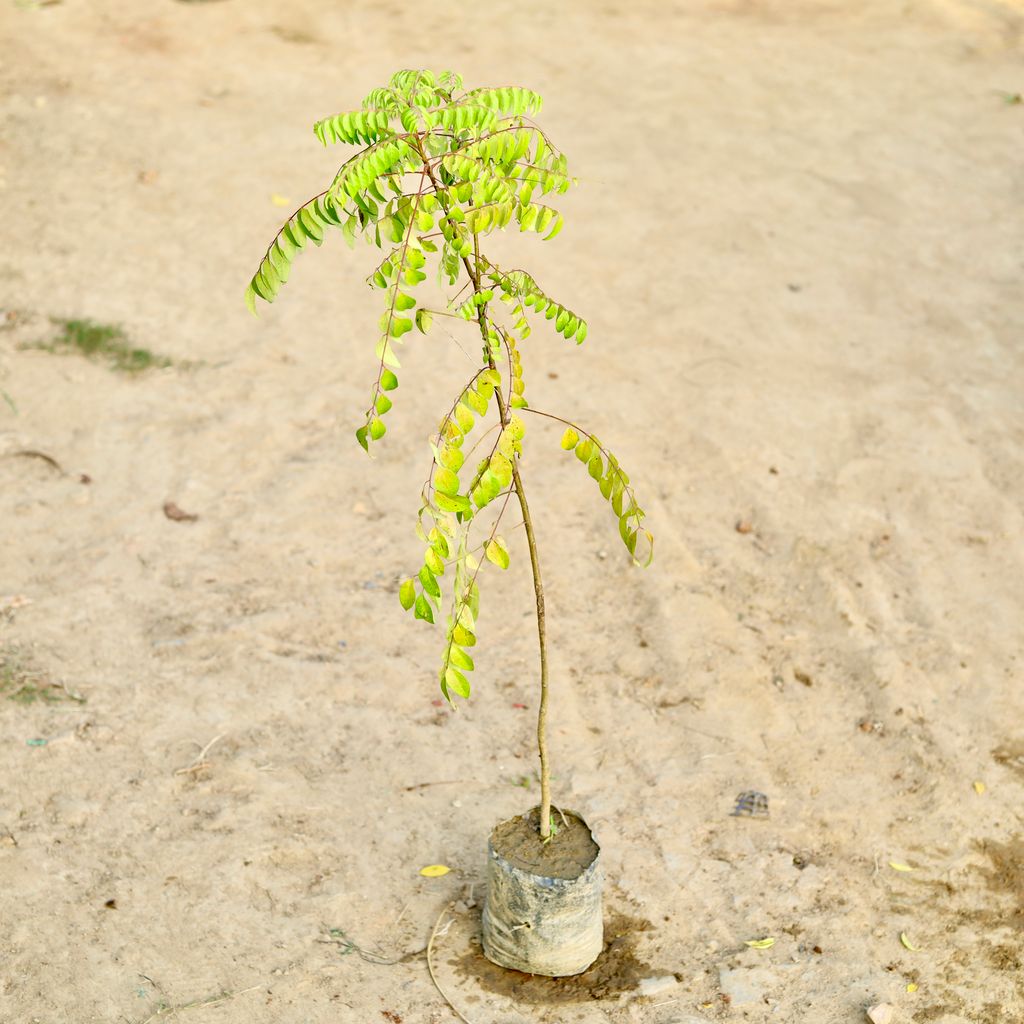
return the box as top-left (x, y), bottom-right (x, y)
top-left (320, 927), bottom-right (402, 965)
top-left (427, 903), bottom-right (475, 1024)
top-left (174, 734), bottom-right (224, 776)
top-left (6, 449), bottom-right (64, 473)
top-left (137, 984), bottom-right (261, 1024)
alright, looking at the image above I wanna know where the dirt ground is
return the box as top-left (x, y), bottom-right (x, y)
top-left (2, 1), bottom-right (1023, 1022)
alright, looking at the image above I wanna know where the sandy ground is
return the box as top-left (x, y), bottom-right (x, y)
top-left (1, 1), bottom-right (1023, 1022)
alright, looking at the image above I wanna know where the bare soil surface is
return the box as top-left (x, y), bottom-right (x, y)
top-left (2, 2), bottom-right (1023, 1023)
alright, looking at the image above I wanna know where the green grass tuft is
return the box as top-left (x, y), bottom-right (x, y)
top-left (36, 318), bottom-right (172, 374)
top-left (0, 647), bottom-right (84, 705)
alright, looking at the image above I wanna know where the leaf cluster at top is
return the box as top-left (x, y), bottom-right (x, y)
top-left (246, 69), bottom-right (652, 704)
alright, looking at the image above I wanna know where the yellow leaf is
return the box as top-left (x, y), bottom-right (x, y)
top-left (907, 983), bottom-right (919, 993)
top-left (889, 861), bottom-right (914, 872)
top-left (900, 932), bottom-right (920, 951)
top-left (270, 194), bottom-right (291, 207)
top-left (744, 937), bottom-right (775, 949)
top-left (973, 781), bottom-right (985, 795)
top-left (419, 864), bottom-right (450, 878)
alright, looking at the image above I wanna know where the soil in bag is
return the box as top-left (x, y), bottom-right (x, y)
top-left (491, 809), bottom-right (599, 879)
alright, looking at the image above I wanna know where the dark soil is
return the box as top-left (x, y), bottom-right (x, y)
top-left (992, 740), bottom-right (1024, 779)
top-left (491, 808), bottom-right (599, 881)
top-left (975, 836), bottom-right (1024, 928)
top-left (455, 913), bottom-right (656, 1003)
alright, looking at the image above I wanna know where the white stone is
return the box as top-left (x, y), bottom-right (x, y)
top-left (637, 975), bottom-right (679, 997)
top-left (867, 1005), bottom-right (895, 1024)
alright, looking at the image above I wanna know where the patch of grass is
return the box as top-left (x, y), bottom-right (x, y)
top-left (0, 646), bottom-right (84, 705)
top-left (33, 318), bottom-right (171, 374)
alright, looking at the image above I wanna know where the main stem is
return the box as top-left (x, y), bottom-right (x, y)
top-left (467, 241), bottom-right (552, 841)
top-left (414, 141), bottom-right (553, 839)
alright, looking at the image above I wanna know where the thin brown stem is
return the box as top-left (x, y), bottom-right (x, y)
top-left (415, 146), bottom-right (553, 837)
top-left (467, 235), bottom-right (552, 840)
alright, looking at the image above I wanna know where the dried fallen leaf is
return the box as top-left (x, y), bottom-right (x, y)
top-left (744, 937), bottom-right (775, 949)
top-left (907, 983), bottom-right (918, 993)
top-left (419, 864), bottom-right (450, 878)
top-left (163, 501), bottom-right (198, 523)
top-left (899, 932), bottom-right (920, 951)
top-left (888, 861), bottom-right (914, 872)
top-left (973, 781), bottom-right (986, 795)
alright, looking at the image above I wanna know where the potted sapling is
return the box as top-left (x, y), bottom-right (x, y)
top-left (246, 69), bottom-right (654, 977)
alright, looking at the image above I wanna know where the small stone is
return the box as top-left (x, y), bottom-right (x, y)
top-left (637, 975), bottom-right (678, 997)
top-left (867, 1004), bottom-right (895, 1024)
top-left (730, 790), bottom-right (769, 818)
top-left (735, 518), bottom-right (753, 534)
top-left (718, 966), bottom-right (767, 1006)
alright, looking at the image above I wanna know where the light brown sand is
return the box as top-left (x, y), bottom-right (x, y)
top-left (1, 1), bottom-right (1023, 1022)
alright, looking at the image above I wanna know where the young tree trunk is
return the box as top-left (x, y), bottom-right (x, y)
top-left (467, 242), bottom-right (553, 840)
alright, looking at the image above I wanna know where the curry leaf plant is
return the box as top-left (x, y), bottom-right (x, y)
top-left (247, 69), bottom-right (653, 839)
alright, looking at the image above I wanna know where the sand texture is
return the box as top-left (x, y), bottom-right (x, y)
top-left (1, 1), bottom-right (1023, 1022)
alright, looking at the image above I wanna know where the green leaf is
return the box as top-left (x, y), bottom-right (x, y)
top-left (355, 426), bottom-right (369, 451)
top-left (435, 491), bottom-right (472, 514)
top-left (444, 667), bottom-right (470, 699)
top-left (369, 417), bottom-right (386, 441)
top-left (575, 438), bottom-right (593, 463)
top-left (449, 647), bottom-right (474, 671)
top-left (489, 453), bottom-right (513, 489)
top-left (419, 565), bottom-right (441, 599)
top-left (375, 394), bottom-right (393, 415)
top-left (390, 316), bottom-right (413, 338)
top-left (434, 466), bottom-right (460, 497)
top-left (395, 291), bottom-right (416, 311)
top-left (375, 337), bottom-right (401, 368)
top-left (416, 309), bottom-right (434, 334)
top-left (560, 427), bottom-right (579, 450)
top-left (414, 594), bottom-right (434, 623)
top-left (440, 445), bottom-right (464, 472)
top-left (453, 624), bottom-right (475, 647)
top-left (588, 454), bottom-right (603, 480)
top-left (425, 548), bottom-right (445, 575)
top-left (485, 537), bottom-right (510, 570)
top-left (454, 404), bottom-right (474, 434)
top-left (619, 515), bottom-right (638, 554)
top-left (381, 369), bottom-right (399, 391)
top-left (464, 389), bottom-right (488, 415)
top-left (399, 579), bottom-right (416, 610)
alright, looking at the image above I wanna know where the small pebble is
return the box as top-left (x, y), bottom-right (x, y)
top-left (867, 1004), bottom-right (894, 1024)
top-left (637, 975), bottom-right (678, 997)
top-left (731, 790), bottom-right (769, 818)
